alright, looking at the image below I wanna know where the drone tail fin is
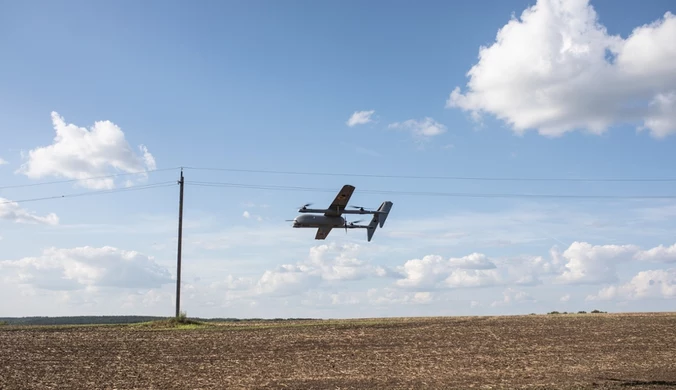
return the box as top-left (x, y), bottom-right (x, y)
top-left (366, 214), bottom-right (379, 242)
top-left (376, 201), bottom-right (393, 228)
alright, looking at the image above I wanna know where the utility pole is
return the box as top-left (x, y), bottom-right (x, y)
top-left (175, 168), bottom-right (184, 318)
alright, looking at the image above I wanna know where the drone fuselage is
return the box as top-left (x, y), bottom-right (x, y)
top-left (298, 207), bottom-right (381, 215)
top-left (292, 214), bottom-right (345, 228)
top-left (289, 184), bottom-right (393, 241)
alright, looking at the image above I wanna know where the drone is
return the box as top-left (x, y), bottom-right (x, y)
top-left (288, 184), bottom-right (393, 241)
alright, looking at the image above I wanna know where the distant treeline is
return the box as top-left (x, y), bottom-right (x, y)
top-left (0, 316), bottom-right (318, 326)
top-left (546, 310), bottom-right (608, 315)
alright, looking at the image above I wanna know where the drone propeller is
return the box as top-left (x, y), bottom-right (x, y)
top-left (298, 203), bottom-right (313, 210)
top-left (344, 219), bottom-right (364, 232)
top-left (348, 205), bottom-right (372, 212)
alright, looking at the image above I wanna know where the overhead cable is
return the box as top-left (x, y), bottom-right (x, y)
top-left (0, 167), bottom-right (181, 191)
top-left (182, 166), bottom-right (676, 183)
top-left (0, 181), bottom-right (177, 205)
top-left (187, 181), bottom-right (676, 200)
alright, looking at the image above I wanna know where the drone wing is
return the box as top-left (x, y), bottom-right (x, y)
top-left (324, 184), bottom-right (355, 217)
top-left (315, 226), bottom-right (333, 240)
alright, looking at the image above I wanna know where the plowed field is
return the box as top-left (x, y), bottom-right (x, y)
top-left (1, 312), bottom-right (675, 389)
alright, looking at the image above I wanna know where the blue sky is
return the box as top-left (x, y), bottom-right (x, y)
top-left (1, 0), bottom-right (675, 318)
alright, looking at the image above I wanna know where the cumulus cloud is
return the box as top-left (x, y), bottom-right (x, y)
top-left (589, 268), bottom-right (676, 301)
top-left (394, 254), bottom-right (502, 290)
top-left (391, 241), bottom-right (676, 292)
top-left (346, 110), bottom-right (375, 127)
top-left (388, 117), bottom-right (447, 139)
top-left (556, 241), bottom-right (639, 284)
top-left (0, 246), bottom-right (172, 291)
top-left (367, 288), bottom-right (435, 305)
top-left (0, 157), bottom-right (7, 165)
top-left (253, 243), bottom-right (390, 295)
top-left (132, 239), bottom-right (676, 314)
top-left (501, 253), bottom-right (563, 286)
top-left (307, 243), bottom-right (390, 281)
top-left (634, 243), bottom-right (676, 263)
top-left (449, 253), bottom-right (497, 269)
top-left (0, 197), bottom-right (59, 225)
top-left (447, 0), bottom-right (676, 137)
top-left (491, 287), bottom-right (536, 307)
top-left (203, 243), bottom-right (392, 298)
top-left (17, 111), bottom-right (157, 189)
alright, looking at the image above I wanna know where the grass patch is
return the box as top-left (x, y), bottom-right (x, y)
top-left (130, 312), bottom-right (209, 330)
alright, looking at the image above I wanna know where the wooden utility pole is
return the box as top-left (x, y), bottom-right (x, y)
top-left (175, 168), bottom-right (184, 318)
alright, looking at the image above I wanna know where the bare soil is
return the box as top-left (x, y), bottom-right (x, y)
top-left (1, 312), bottom-right (675, 389)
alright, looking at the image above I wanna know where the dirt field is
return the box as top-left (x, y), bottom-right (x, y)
top-left (1, 312), bottom-right (675, 389)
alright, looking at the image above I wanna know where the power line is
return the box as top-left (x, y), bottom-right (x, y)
top-left (182, 166), bottom-right (676, 183)
top-left (187, 180), bottom-right (676, 200)
top-left (4, 178), bottom-right (674, 206)
top-left (0, 181), bottom-right (177, 205)
top-left (0, 167), bottom-right (181, 191)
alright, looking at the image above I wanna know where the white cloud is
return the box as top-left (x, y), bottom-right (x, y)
top-left (254, 265), bottom-right (319, 296)
top-left (556, 241), bottom-right (639, 284)
top-left (0, 197), bottom-right (59, 225)
top-left (491, 287), bottom-right (536, 307)
top-left (0, 157), bottom-right (7, 165)
top-left (17, 111), bottom-right (157, 189)
top-left (367, 288), bottom-right (435, 305)
top-left (589, 268), bottom-right (676, 301)
top-left (188, 242), bottom-right (392, 301)
top-left (447, 0), bottom-right (676, 138)
top-left (388, 117), bottom-right (447, 138)
top-left (0, 246), bottom-right (172, 291)
top-left (306, 242), bottom-right (388, 281)
top-left (448, 253), bottom-right (497, 269)
top-left (6, 236), bottom-right (676, 316)
top-left (498, 253), bottom-right (562, 286)
top-left (634, 243), bottom-right (676, 263)
top-left (122, 289), bottom-right (173, 310)
top-left (242, 210), bottom-right (263, 222)
top-left (390, 241), bottom-right (676, 293)
top-left (394, 254), bottom-right (502, 290)
top-left (346, 110), bottom-right (375, 127)
top-left (252, 242), bottom-right (390, 295)
top-left (330, 292), bottom-right (361, 305)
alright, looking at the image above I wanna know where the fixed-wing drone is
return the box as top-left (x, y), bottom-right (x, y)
top-left (289, 184), bottom-right (393, 241)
